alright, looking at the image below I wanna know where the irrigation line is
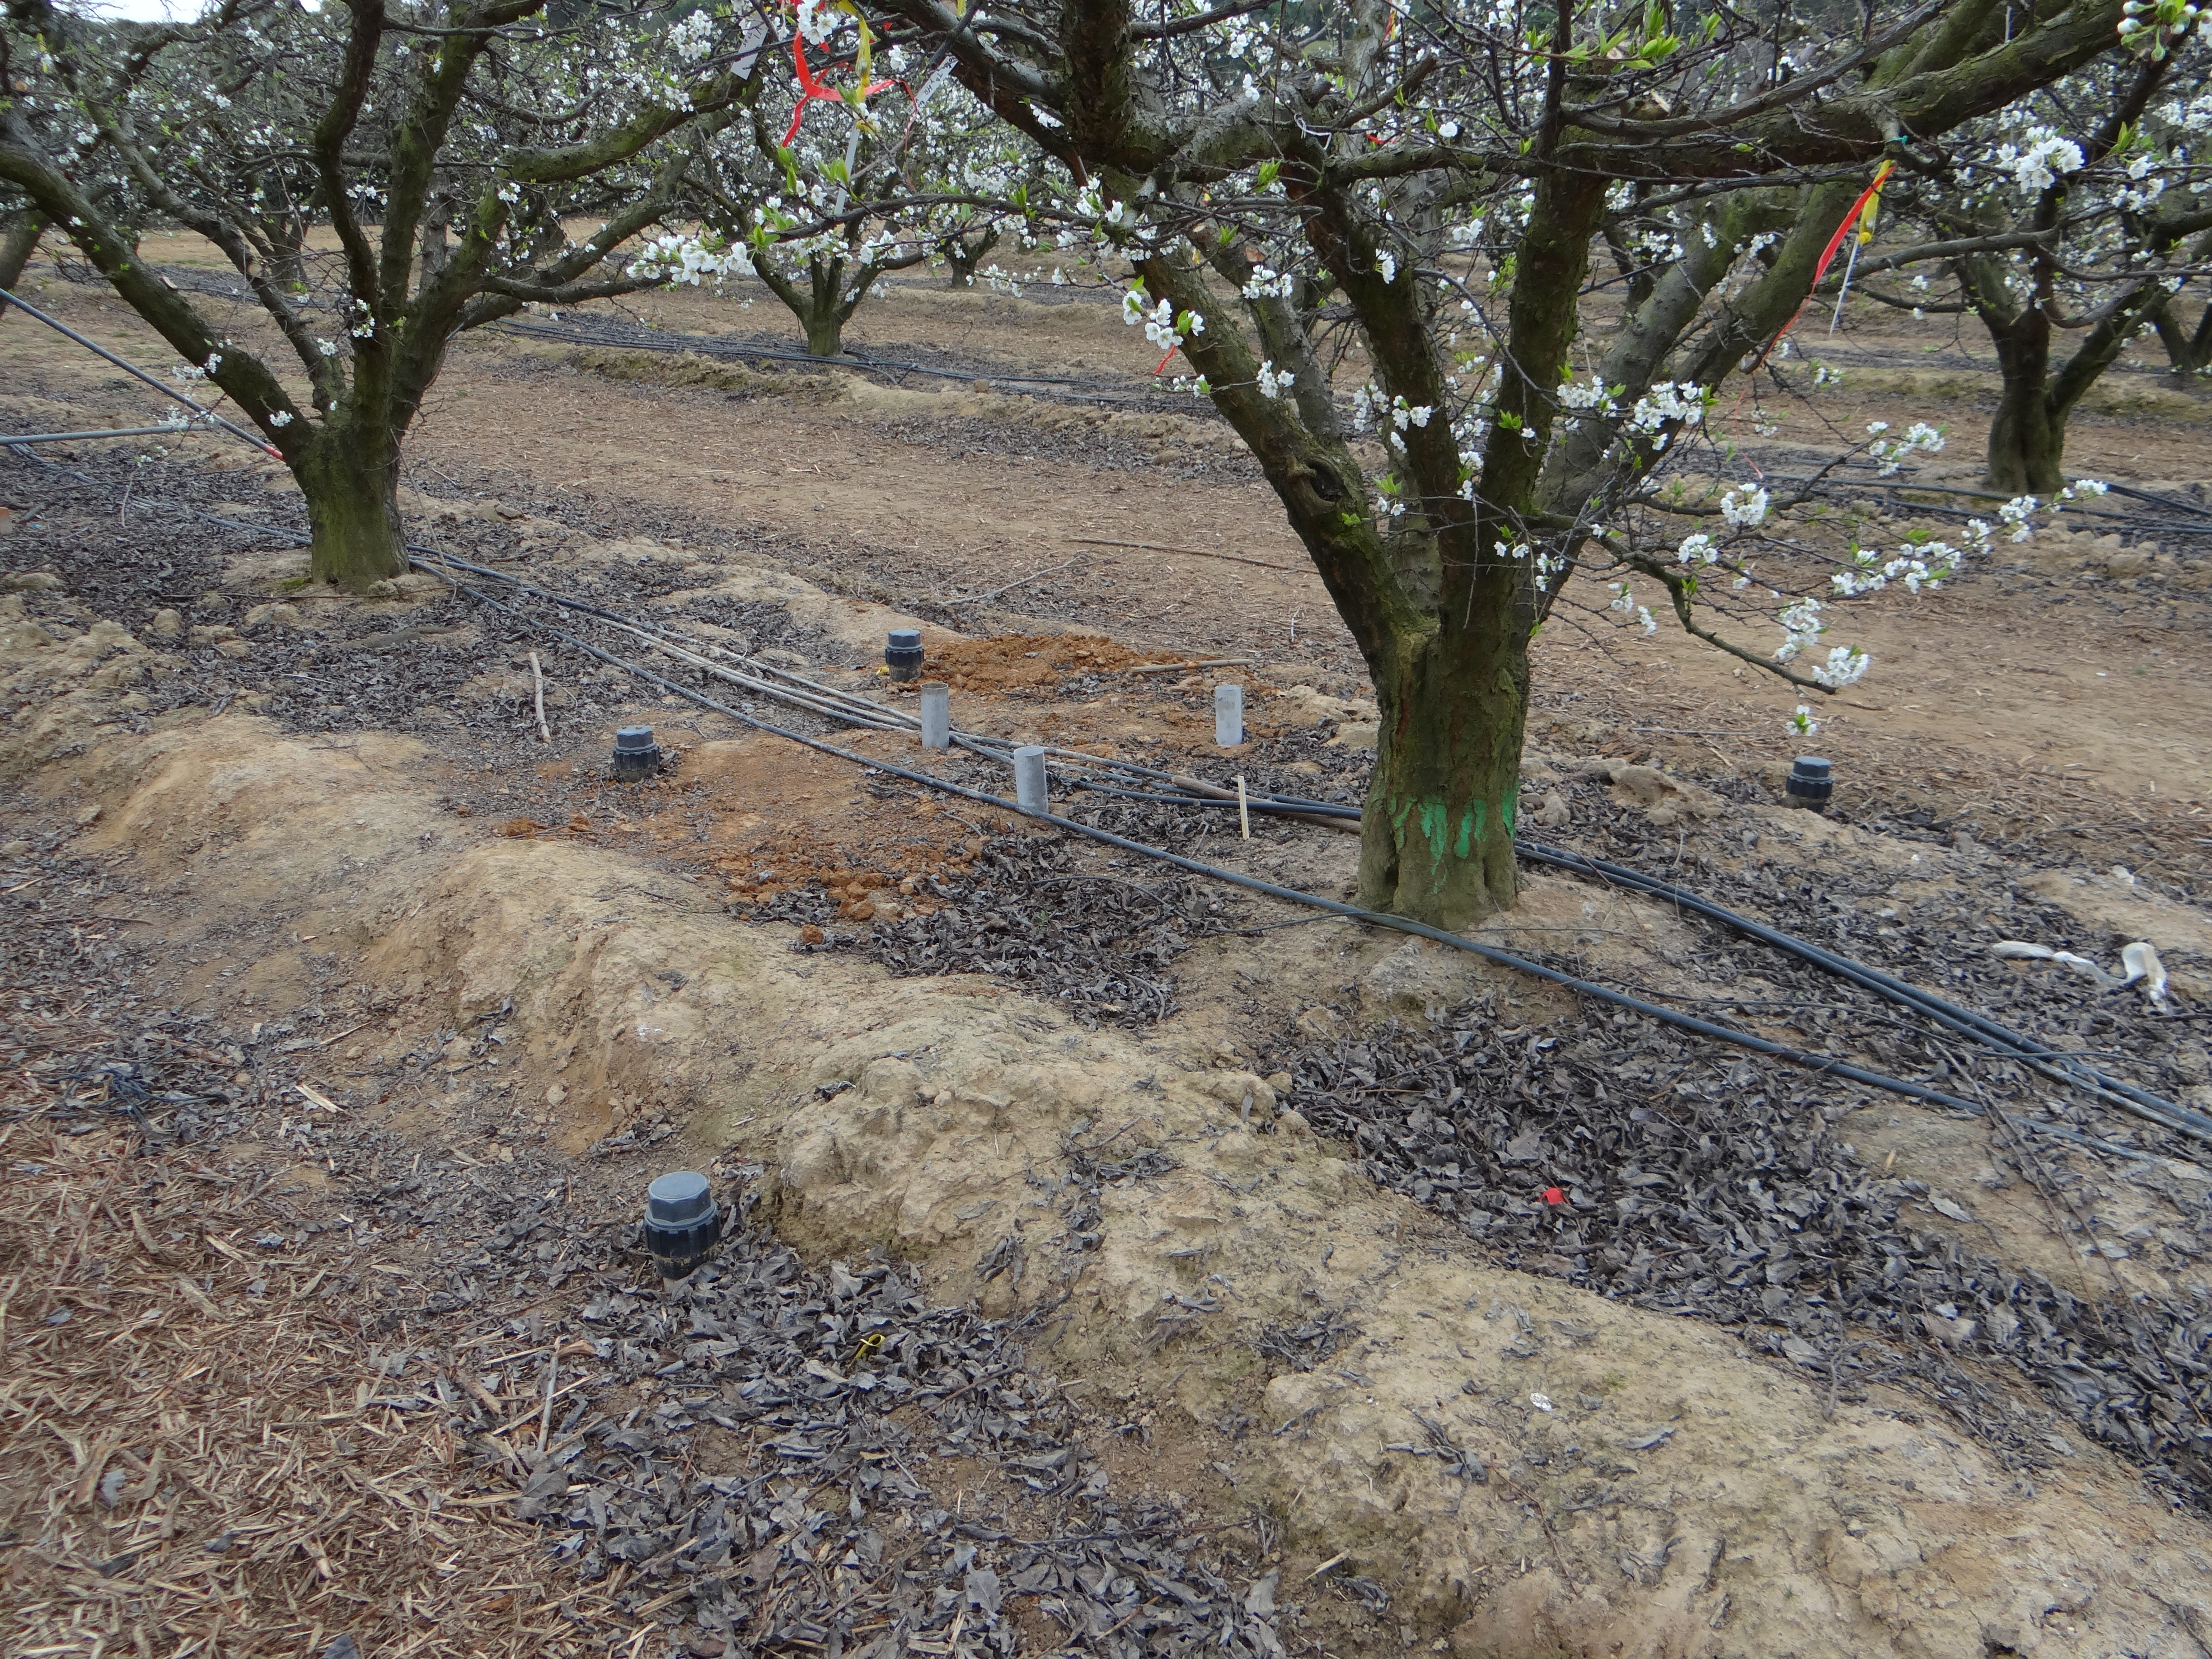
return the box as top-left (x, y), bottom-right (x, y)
top-left (415, 549), bottom-right (1347, 810)
top-left (0, 285), bottom-right (279, 457)
top-left (1058, 773), bottom-right (2207, 1143)
top-left (1, 424), bottom-right (234, 447)
top-left (13, 413), bottom-right (2194, 1151)
top-left (495, 316), bottom-right (1185, 409)
top-left (1516, 844), bottom-right (2207, 1138)
top-left (441, 566), bottom-right (2059, 1135)
top-left (408, 552), bottom-right (2209, 1149)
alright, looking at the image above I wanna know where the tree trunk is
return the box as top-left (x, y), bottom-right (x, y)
top-left (1982, 306), bottom-right (2064, 495)
top-left (945, 227), bottom-right (997, 288)
top-left (2150, 295), bottom-right (2212, 380)
top-left (0, 209), bottom-right (44, 321)
top-left (1359, 613), bottom-right (1527, 923)
top-left (294, 429), bottom-right (406, 588)
top-left (803, 305), bottom-right (844, 356)
top-left (1357, 168), bottom-right (1607, 925)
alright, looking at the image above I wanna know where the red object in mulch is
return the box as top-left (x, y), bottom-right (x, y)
top-left (1542, 1186), bottom-right (1566, 1206)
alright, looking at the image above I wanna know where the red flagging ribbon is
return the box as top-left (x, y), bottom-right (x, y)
top-left (783, 33), bottom-right (894, 145)
top-left (1744, 159), bottom-right (1893, 375)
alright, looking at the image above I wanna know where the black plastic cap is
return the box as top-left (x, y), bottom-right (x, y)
top-left (1786, 755), bottom-right (1834, 811)
top-left (612, 725), bottom-right (661, 781)
top-left (885, 629), bottom-right (925, 683)
top-left (647, 1170), bottom-right (713, 1225)
top-left (643, 1170), bottom-right (721, 1276)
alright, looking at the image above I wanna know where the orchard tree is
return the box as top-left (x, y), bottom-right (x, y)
top-left (1829, 43), bottom-right (2212, 490)
top-left (859, 0), bottom-right (2147, 925)
top-left (679, 25), bottom-right (1047, 353)
top-left (0, 0), bottom-right (760, 587)
top-left (0, 205), bottom-right (39, 316)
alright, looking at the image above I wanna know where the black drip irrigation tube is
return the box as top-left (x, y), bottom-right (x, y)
top-left (1041, 771), bottom-right (2210, 1147)
top-left (495, 316), bottom-right (1188, 409)
top-left (11, 438), bottom-right (2198, 1156)
top-left (1514, 844), bottom-right (2207, 1136)
top-left (413, 555), bottom-right (2205, 1153)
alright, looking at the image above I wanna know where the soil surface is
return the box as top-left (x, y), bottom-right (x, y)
top-left (4, 243), bottom-right (2212, 1659)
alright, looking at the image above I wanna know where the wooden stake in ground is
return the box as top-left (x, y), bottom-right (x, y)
top-left (529, 651), bottom-right (551, 742)
top-left (1235, 774), bottom-right (1251, 839)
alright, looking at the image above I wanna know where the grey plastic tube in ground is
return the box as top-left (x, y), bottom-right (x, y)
top-left (919, 681), bottom-right (950, 748)
top-left (1215, 683), bottom-right (1244, 746)
top-left (1012, 745), bottom-right (1049, 815)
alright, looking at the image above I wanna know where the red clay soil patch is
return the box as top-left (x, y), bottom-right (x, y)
top-left (906, 632), bottom-right (1181, 692)
top-left (500, 729), bottom-right (1050, 920)
top-left (477, 642), bottom-right (1298, 920)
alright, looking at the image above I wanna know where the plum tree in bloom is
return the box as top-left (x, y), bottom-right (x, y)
top-left (0, 0), bottom-right (756, 587)
top-left (1830, 39), bottom-right (2212, 491)
top-left (867, 0), bottom-right (2140, 925)
top-left (678, 17), bottom-right (1049, 355)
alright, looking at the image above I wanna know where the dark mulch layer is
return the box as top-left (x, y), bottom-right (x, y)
top-left (1267, 991), bottom-right (2212, 1510)
top-left (0, 842), bottom-right (244, 1151)
top-left (471, 1212), bottom-right (1293, 1658)
top-left (870, 411), bottom-right (1263, 484)
top-left (0, 803), bottom-right (1297, 1658)
top-left (1528, 763), bottom-right (2207, 1106)
top-left (766, 830), bottom-right (1250, 1028)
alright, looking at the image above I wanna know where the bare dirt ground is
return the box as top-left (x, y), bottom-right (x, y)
top-left (5, 240), bottom-right (2212, 1659)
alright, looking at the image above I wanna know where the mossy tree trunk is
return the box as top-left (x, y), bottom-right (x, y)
top-left (756, 233), bottom-right (924, 357)
top-left (945, 225), bottom-right (998, 288)
top-left (1963, 254), bottom-right (2156, 496)
top-left (1980, 299), bottom-right (2064, 494)
top-left (0, 208), bottom-right (44, 320)
top-left (1138, 159), bottom-right (1608, 925)
top-left (294, 419), bottom-right (407, 586)
top-left (2150, 296), bottom-right (2212, 380)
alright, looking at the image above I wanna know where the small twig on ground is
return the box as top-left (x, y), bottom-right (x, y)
top-left (1129, 658), bottom-right (1253, 675)
top-left (537, 1344), bottom-right (558, 1455)
top-left (941, 558), bottom-right (1076, 606)
top-left (530, 650), bottom-right (551, 742)
top-left (1069, 535), bottom-right (1308, 575)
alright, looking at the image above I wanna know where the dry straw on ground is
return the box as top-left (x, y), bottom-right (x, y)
top-left (0, 1113), bottom-right (609, 1659)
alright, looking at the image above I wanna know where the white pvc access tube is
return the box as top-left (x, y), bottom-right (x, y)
top-left (1214, 683), bottom-right (1245, 747)
top-left (919, 680), bottom-right (950, 749)
top-left (1012, 745), bottom-right (1049, 815)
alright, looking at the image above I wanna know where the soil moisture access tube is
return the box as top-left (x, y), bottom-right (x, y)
top-left (1012, 745), bottom-right (1049, 815)
top-left (642, 1170), bottom-right (721, 1278)
top-left (919, 680), bottom-right (950, 748)
top-left (1215, 683), bottom-right (1244, 747)
top-left (1786, 755), bottom-right (1833, 813)
top-left (885, 628), bottom-right (924, 683)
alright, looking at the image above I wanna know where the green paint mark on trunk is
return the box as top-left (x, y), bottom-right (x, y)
top-left (1455, 808), bottom-right (1472, 859)
top-left (1419, 799), bottom-right (1449, 858)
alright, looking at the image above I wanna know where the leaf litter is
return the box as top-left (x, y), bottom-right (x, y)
top-left (1269, 987), bottom-right (2212, 1509)
top-left (0, 839), bottom-right (1292, 1659)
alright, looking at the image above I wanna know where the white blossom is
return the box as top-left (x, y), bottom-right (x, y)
top-left (1720, 485), bottom-right (1768, 528)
